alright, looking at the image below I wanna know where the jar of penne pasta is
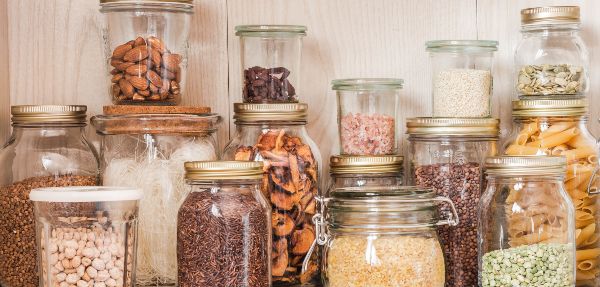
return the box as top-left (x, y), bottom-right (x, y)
top-left (502, 98), bottom-right (599, 286)
top-left (479, 156), bottom-right (576, 287)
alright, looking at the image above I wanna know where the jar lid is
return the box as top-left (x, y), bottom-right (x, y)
top-left (91, 110), bottom-right (220, 135)
top-left (425, 40), bottom-right (498, 52)
top-left (30, 186), bottom-right (142, 202)
top-left (330, 155), bottom-right (403, 175)
top-left (11, 105), bottom-right (87, 125)
top-left (512, 98), bottom-right (588, 117)
top-left (485, 156), bottom-right (567, 176)
top-left (235, 25), bottom-right (307, 37)
top-left (406, 117), bottom-right (500, 137)
top-left (331, 78), bottom-right (404, 91)
top-left (100, 0), bottom-right (193, 5)
top-left (521, 6), bottom-right (580, 25)
top-left (185, 161), bottom-right (264, 180)
top-left (233, 103), bottom-right (307, 122)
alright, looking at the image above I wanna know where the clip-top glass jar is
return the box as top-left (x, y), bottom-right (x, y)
top-left (332, 78), bottom-right (402, 155)
top-left (236, 25), bottom-right (306, 103)
top-left (178, 161), bottom-right (271, 287)
top-left (426, 40), bottom-right (498, 117)
top-left (0, 105), bottom-right (99, 287)
top-left (515, 6), bottom-right (588, 98)
top-left (479, 156), bottom-right (576, 287)
top-left (328, 154), bottom-right (403, 193)
top-left (223, 103), bottom-right (321, 286)
top-left (313, 186), bottom-right (458, 287)
top-left (31, 186), bottom-right (142, 287)
top-left (502, 98), bottom-right (599, 286)
top-left (100, 0), bottom-right (193, 105)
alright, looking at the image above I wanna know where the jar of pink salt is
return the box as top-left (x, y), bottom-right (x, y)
top-left (332, 78), bottom-right (402, 155)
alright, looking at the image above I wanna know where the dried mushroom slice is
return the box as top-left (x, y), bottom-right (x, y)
top-left (270, 188), bottom-right (302, 211)
top-left (291, 225), bottom-right (315, 255)
top-left (272, 212), bottom-right (295, 237)
top-left (272, 238), bottom-right (289, 277)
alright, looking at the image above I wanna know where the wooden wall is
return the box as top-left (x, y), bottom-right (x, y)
top-left (1, 0), bottom-right (599, 173)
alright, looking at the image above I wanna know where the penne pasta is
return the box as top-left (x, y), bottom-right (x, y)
top-left (577, 248), bottom-right (600, 261)
top-left (505, 144), bottom-right (542, 155)
top-left (539, 121), bottom-right (575, 138)
top-left (526, 127), bottom-right (579, 148)
top-left (578, 259), bottom-right (598, 271)
top-left (577, 224), bottom-right (596, 246)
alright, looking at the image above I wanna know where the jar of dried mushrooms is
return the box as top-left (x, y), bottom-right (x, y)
top-left (223, 103), bottom-right (322, 286)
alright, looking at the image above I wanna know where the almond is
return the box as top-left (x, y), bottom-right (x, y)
top-left (132, 93), bottom-right (145, 101)
top-left (162, 53), bottom-right (181, 72)
top-left (125, 64), bottom-right (148, 76)
top-left (112, 43), bottom-right (132, 59)
top-left (151, 50), bottom-right (161, 68)
top-left (147, 36), bottom-right (166, 54)
top-left (149, 83), bottom-right (159, 93)
top-left (110, 59), bottom-right (123, 68)
top-left (116, 61), bottom-right (135, 71)
top-left (146, 70), bottom-right (162, 87)
top-left (161, 68), bottom-right (177, 80)
top-left (128, 76), bottom-right (149, 90)
top-left (123, 46), bottom-right (149, 62)
top-left (134, 36), bottom-right (146, 47)
top-left (138, 89), bottom-right (150, 96)
top-left (175, 67), bottom-right (182, 83)
top-left (111, 84), bottom-right (121, 99)
top-left (118, 79), bottom-right (135, 97)
top-left (159, 80), bottom-right (170, 96)
top-left (110, 68), bottom-right (120, 75)
top-left (111, 73), bottom-right (123, 83)
top-left (148, 94), bottom-right (161, 101)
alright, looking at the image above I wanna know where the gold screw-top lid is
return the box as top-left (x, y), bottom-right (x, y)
top-left (512, 98), bottom-right (588, 117)
top-left (485, 156), bottom-right (567, 176)
top-left (406, 117), bottom-right (500, 137)
top-left (11, 105), bottom-right (87, 125)
top-left (234, 103), bottom-right (308, 123)
top-left (521, 6), bottom-right (580, 25)
top-left (330, 155), bottom-right (403, 175)
top-left (185, 161), bottom-right (264, 180)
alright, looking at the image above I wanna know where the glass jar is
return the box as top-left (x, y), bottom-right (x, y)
top-left (0, 105), bottom-right (99, 287)
top-left (515, 6), bottom-right (588, 98)
top-left (91, 107), bottom-right (219, 286)
top-left (426, 40), bottom-right (498, 117)
top-left (328, 154), bottom-right (403, 193)
top-left (406, 117), bottom-right (499, 287)
top-left (30, 186), bottom-right (141, 287)
top-left (178, 161), bottom-right (271, 287)
top-left (479, 156), bottom-right (576, 287)
top-left (223, 103), bottom-right (321, 286)
top-left (236, 25), bottom-right (306, 103)
top-left (314, 186), bottom-right (458, 287)
top-left (502, 98), bottom-right (599, 286)
top-left (332, 78), bottom-right (402, 155)
top-left (100, 0), bottom-right (193, 105)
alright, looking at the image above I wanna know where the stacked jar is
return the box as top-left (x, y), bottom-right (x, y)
top-left (328, 154), bottom-right (403, 193)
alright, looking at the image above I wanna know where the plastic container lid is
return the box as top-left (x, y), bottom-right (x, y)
top-left (30, 186), bottom-right (142, 202)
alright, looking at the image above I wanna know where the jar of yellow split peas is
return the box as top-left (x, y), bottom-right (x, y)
top-left (502, 98), bottom-right (600, 287)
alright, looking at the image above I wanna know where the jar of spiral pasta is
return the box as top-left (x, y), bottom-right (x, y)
top-left (479, 156), bottom-right (576, 287)
top-left (502, 98), bottom-right (598, 286)
top-left (327, 154), bottom-right (403, 194)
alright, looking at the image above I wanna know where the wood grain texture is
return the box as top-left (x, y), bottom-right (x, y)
top-left (0, 0), bottom-right (9, 144)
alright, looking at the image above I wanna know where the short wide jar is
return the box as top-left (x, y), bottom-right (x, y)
top-left (328, 154), bottom-right (403, 193)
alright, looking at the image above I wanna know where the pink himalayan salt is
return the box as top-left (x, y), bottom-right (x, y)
top-left (340, 112), bottom-right (395, 155)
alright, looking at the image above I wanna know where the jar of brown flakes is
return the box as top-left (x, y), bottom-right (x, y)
top-left (100, 0), bottom-right (193, 105)
top-left (327, 154), bottom-right (403, 195)
top-left (223, 103), bottom-right (322, 286)
top-left (178, 161), bottom-right (271, 287)
top-left (0, 105), bottom-right (100, 287)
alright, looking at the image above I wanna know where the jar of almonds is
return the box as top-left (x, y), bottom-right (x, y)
top-left (100, 0), bottom-right (193, 105)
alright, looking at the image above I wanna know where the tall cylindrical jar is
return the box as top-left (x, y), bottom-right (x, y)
top-left (328, 155), bottom-right (403, 194)
top-left (0, 105), bottom-right (99, 287)
top-left (332, 78), bottom-right (402, 155)
top-left (406, 117), bottom-right (499, 287)
top-left (100, 0), bottom-right (193, 105)
top-left (515, 6), bottom-right (588, 98)
top-left (91, 106), bottom-right (219, 286)
top-left (479, 156), bottom-right (576, 287)
top-left (178, 161), bottom-right (271, 287)
top-left (236, 25), bottom-right (306, 103)
top-left (31, 186), bottom-right (142, 287)
top-left (223, 103), bottom-right (321, 286)
top-left (502, 99), bottom-right (599, 286)
top-left (426, 40), bottom-right (498, 117)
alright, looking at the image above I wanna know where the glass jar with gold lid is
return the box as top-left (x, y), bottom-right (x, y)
top-left (502, 98), bottom-right (599, 286)
top-left (328, 154), bottom-right (403, 195)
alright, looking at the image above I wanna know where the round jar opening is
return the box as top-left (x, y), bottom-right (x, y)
top-left (426, 40), bottom-right (498, 53)
top-left (235, 25), bottom-right (307, 37)
top-left (331, 78), bottom-right (404, 91)
top-left (100, 0), bottom-right (194, 13)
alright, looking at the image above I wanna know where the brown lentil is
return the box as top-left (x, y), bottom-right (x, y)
top-left (414, 162), bottom-right (481, 287)
top-left (0, 175), bottom-right (97, 287)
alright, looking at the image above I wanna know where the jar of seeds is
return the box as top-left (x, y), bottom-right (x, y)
top-left (479, 156), bottom-right (576, 287)
top-left (515, 6), bottom-right (588, 98)
top-left (426, 40), bottom-right (498, 118)
top-left (0, 105), bottom-right (99, 287)
top-left (327, 154), bottom-right (403, 194)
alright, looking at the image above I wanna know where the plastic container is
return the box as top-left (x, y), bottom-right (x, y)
top-left (426, 40), bottom-right (498, 117)
top-left (315, 186), bottom-right (458, 287)
top-left (332, 78), bottom-right (402, 155)
top-left (502, 98), bottom-right (599, 286)
top-left (100, 0), bottom-right (194, 105)
top-left (479, 156), bottom-right (576, 287)
top-left (328, 154), bottom-right (403, 193)
top-left (406, 117), bottom-right (499, 287)
top-left (0, 105), bottom-right (99, 287)
top-left (30, 186), bottom-right (142, 287)
top-left (515, 6), bottom-right (588, 98)
top-left (236, 25), bottom-right (307, 103)
top-left (91, 106), bottom-right (219, 286)
top-left (223, 103), bottom-right (321, 286)
top-left (178, 161), bottom-right (271, 287)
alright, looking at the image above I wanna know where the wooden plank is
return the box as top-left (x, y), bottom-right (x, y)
top-left (0, 0), bottom-right (9, 143)
top-left (227, 0), bottom-right (478, 174)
